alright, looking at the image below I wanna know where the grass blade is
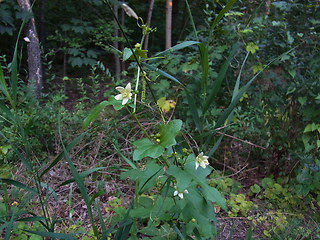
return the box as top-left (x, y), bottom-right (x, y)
top-left (113, 144), bottom-right (137, 169)
top-left (0, 64), bottom-right (14, 108)
top-left (203, 43), bottom-right (239, 114)
top-left (0, 178), bottom-right (38, 195)
top-left (245, 223), bottom-right (252, 240)
top-left (58, 115), bottom-right (99, 236)
top-left (24, 230), bottom-right (77, 240)
top-left (184, 0), bottom-right (199, 41)
top-left (40, 133), bottom-right (85, 177)
top-left (210, 0), bottom-right (237, 33)
top-left (142, 62), bottom-right (184, 86)
top-left (4, 211), bottom-right (15, 240)
top-left (198, 43), bottom-right (209, 95)
top-left (185, 90), bottom-right (202, 133)
top-left (17, 216), bottom-right (46, 222)
top-left (58, 167), bottom-right (105, 187)
top-left (82, 100), bottom-right (111, 129)
top-left (154, 41), bottom-right (199, 57)
top-left (205, 47), bottom-right (298, 149)
top-left (11, 11), bottom-right (31, 107)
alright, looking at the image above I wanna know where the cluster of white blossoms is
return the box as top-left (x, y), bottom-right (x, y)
top-left (115, 83), bottom-right (132, 105)
top-left (174, 186), bottom-right (189, 199)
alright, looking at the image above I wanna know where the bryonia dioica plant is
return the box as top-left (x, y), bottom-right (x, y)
top-left (1, 0), bottom-right (300, 239)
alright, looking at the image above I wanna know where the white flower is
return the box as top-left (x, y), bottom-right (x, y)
top-left (174, 186), bottom-right (189, 199)
top-left (195, 152), bottom-right (209, 170)
top-left (115, 83), bottom-right (132, 105)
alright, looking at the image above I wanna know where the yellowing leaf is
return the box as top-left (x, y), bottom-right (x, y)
top-left (157, 97), bottom-right (176, 113)
top-left (246, 42), bottom-right (259, 54)
top-left (251, 64), bottom-right (264, 74)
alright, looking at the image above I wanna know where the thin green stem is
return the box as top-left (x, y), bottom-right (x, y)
top-left (131, 112), bottom-right (151, 140)
top-left (104, 0), bottom-right (159, 114)
top-left (184, 0), bottom-right (199, 41)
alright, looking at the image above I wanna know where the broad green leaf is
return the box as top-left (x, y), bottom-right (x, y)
top-left (154, 41), bottom-right (200, 57)
top-left (135, 48), bottom-right (148, 58)
top-left (158, 119), bottom-right (182, 148)
top-left (132, 138), bottom-right (164, 161)
top-left (184, 162), bottom-right (226, 210)
top-left (82, 100), bottom-right (111, 129)
top-left (200, 184), bottom-right (226, 210)
top-left (139, 196), bottom-right (154, 208)
top-left (297, 170), bottom-right (312, 185)
top-left (304, 124), bottom-right (312, 133)
top-left (298, 96), bottom-right (307, 105)
top-left (130, 206), bottom-right (151, 219)
top-left (129, 161), bottom-right (163, 194)
top-left (249, 184), bottom-right (261, 193)
top-left (167, 165), bottom-right (192, 190)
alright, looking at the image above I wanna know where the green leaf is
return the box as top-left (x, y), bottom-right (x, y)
top-left (210, 0), bottom-right (237, 32)
top-left (296, 170), bottom-right (312, 185)
top-left (82, 100), bottom-right (110, 129)
top-left (130, 206), bottom-right (151, 219)
top-left (24, 231), bottom-right (77, 240)
top-left (123, 47), bottom-right (133, 61)
top-left (198, 43), bottom-right (209, 95)
top-left (58, 167), bottom-right (105, 187)
top-left (184, 162), bottom-right (226, 210)
top-left (304, 124), bottom-right (312, 133)
top-left (132, 138), bottom-right (164, 161)
top-left (200, 184), bottom-right (226, 210)
top-left (0, 178), bottom-right (38, 195)
top-left (298, 96), bottom-right (307, 105)
top-left (246, 42), bottom-right (259, 54)
top-left (203, 43), bottom-right (239, 114)
top-left (135, 48), bottom-right (148, 58)
top-left (0, 64), bottom-right (14, 108)
top-left (167, 165), bottom-right (192, 190)
top-left (40, 133), bottom-right (85, 177)
top-left (154, 41), bottom-right (200, 57)
top-left (249, 184), bottom-right (261, 194)
top-left (185, 90), bottom-right (202, 133)
top-left (142, 62), bottom-right (184, 86)
top-left (158, 119), bottom-right (182, 148)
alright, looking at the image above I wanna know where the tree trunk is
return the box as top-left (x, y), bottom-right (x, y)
top-left (165, 0), bottom-right (172, 49)
top-left (17, 0), bottom-right (43, 99)
top-left (144, 0), bottom-right (155, 50)
top-left (113, 5), bottom-right (121, 80)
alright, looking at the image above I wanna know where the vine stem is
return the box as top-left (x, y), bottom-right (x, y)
top-left (131, 112), bottom-right (152, 141)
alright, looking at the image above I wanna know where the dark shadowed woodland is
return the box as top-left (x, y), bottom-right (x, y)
top-left (0, 0), bottom-right (320, 239)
